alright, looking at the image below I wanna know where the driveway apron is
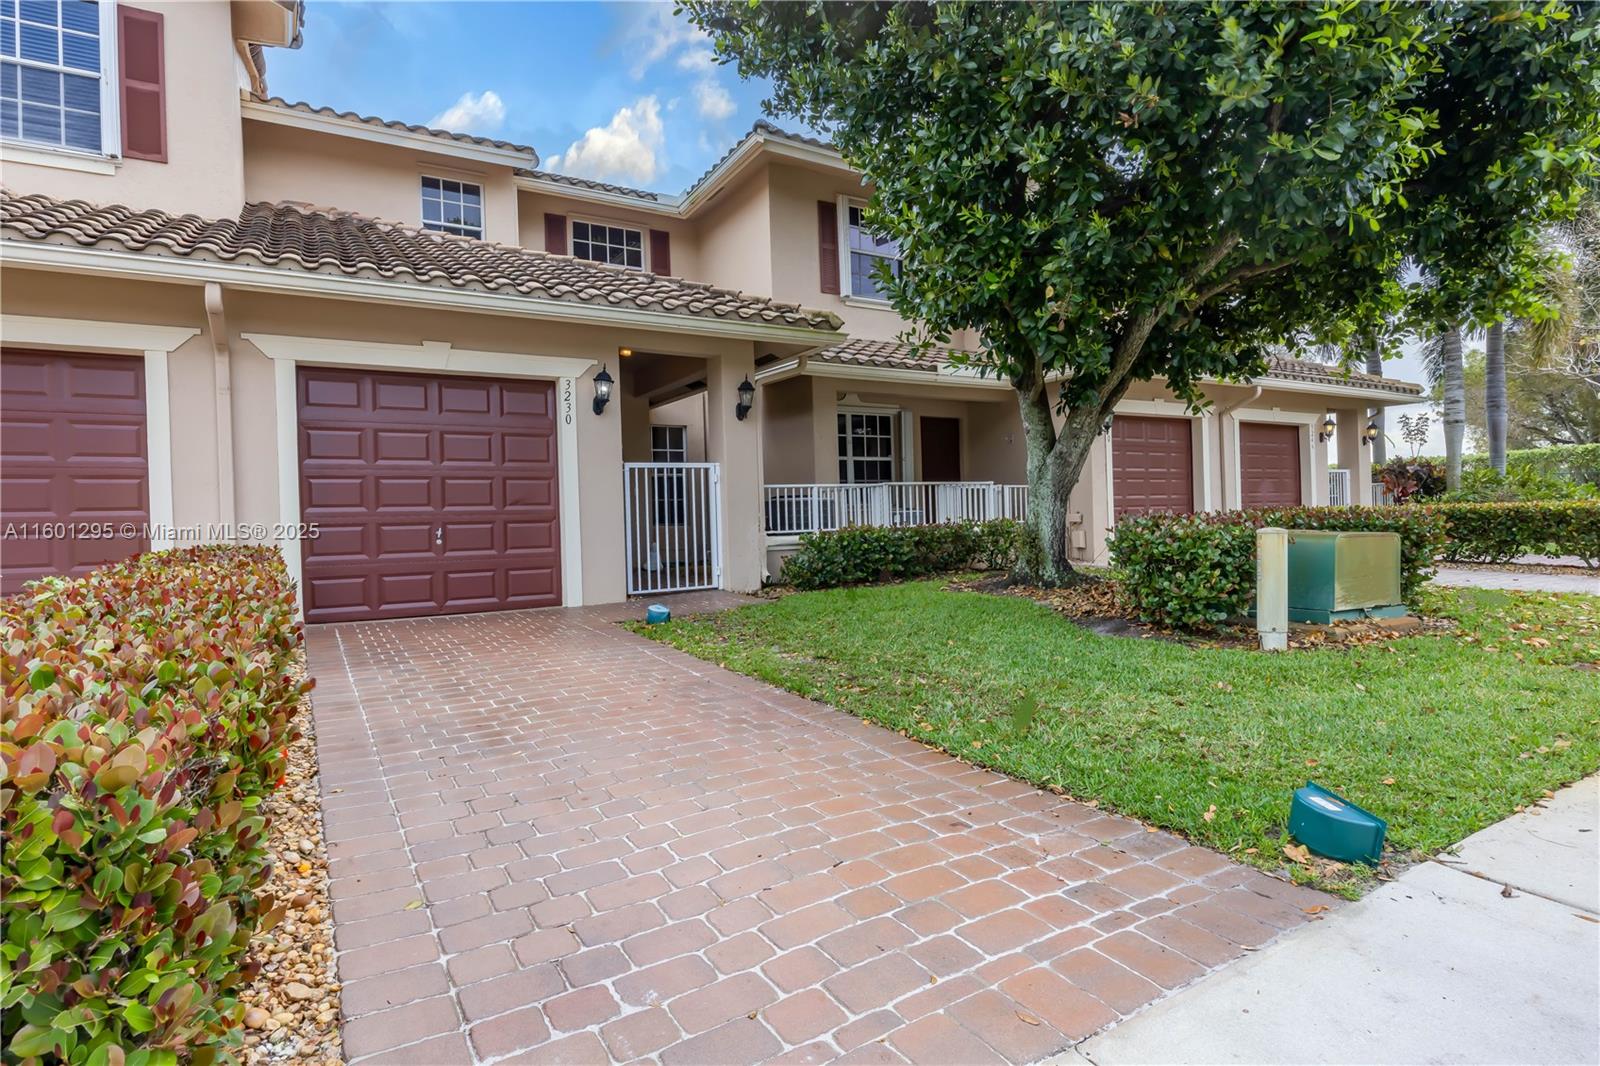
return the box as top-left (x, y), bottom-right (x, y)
top-left (306, 602), bottom-right (1328, 1065)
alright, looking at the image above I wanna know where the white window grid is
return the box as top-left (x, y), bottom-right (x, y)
top-left (838, 411), bottom-right (895, 484)
top-left (421, 176), bottom-right (483, 238)
top-left (845, 200), bottom-right (901, 300)
top-left (572, 219), bottom-right (644, 270)
top-left (0, 0), bottom-right (118, 156)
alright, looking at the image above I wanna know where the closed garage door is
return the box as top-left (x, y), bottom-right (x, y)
top-left (297, 367), bottom-right (561, 623)
top-left (1, 349), bottom-right (150, 595)
top-left (1239, 423), bottom-right (1302, 508)
top-left (1112, 415), bottom-right (1193, 518)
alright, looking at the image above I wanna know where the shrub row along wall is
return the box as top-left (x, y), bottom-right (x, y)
top-left (1, 546), bottom-right (309, 1064)
top-left (1108, 506), bottom-right (1451, 629)
top-left (782, 519), bottom-right (1024, 590)
top-left (1437, 500), bottom-right (1600, 566)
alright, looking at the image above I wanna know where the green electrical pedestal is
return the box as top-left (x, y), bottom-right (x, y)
top-left (1285, 530), bottom-right (1406, 624)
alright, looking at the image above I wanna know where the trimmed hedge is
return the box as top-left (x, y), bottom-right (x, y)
top-left (1436, 501), bottom-right (1600, 566)
top-left (1, 546), bottom-right (309, 1065)
top-left (781, 519), bottom-right (1024, 590)
top-left (1108, 507), bottom-right (1449, 629)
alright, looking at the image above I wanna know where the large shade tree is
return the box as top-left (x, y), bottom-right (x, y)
top-left (685, 1), bottom-right (1600, 582)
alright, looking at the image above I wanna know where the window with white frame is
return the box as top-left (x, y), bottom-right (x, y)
top-left (572, 219), bottom-right (644, 270)
top-left (420, 176), bottom-right (483, 238)
top-left (1, 0), bottom-right (115, 155)
top-left (650, 425), bottom-right (687, 523)
top-left (838, 411), bottom-right (895, 484)
top-left (845, 201), bottom-right (901, 301)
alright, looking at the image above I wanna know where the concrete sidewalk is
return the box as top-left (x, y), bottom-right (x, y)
top-left (1432, 567), bottom-right (1599, 595)
top-left (1079, 776), bottom-right (1600, 1066)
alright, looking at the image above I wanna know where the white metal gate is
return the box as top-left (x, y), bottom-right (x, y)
top-left (623, 462), bottom-right (721, 595)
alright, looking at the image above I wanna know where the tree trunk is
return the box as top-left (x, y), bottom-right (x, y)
top-left (1485, 321), bottom-right (1507, 474)
top-left (1014, 379), bottom-right (1100, 586)
top-left (1441, 324), bottom-right (1466, 490)
top-left (1364, 338), bottom-right (1386, 466)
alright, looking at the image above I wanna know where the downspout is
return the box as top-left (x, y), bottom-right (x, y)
top-left (204, 282), bottom-right (237, 539)
top-left (1213, 385), bottom-right (1261, 510)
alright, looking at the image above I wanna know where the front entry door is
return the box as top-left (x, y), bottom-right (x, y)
top-left (920, 417), bottom-right (961, 482)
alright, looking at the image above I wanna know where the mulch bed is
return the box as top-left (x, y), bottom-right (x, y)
top-left (239, 651), bottom-right (343, 1065)
top-left (949, 572), bottom-right (1453, 650)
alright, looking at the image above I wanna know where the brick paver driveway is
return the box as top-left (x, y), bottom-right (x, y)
top-left (308, 599), bottom-right (1328, 1065)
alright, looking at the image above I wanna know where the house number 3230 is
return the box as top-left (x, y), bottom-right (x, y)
top-left (562, 378), bottom-right (574, 425)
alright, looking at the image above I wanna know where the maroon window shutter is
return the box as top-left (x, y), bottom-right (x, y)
top-left (649, 229), bottom-right (672, 275)
top-left (817, 201), bottom-right (840, 295)
top-left (118, 6), bottom-right (166, 162)
top-left (544, 213), bottom-right (568, 254)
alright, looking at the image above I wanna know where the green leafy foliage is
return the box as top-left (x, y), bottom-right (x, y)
top-left (1436, 501), bottom-right (1600, 565)
top-left (781, 519), bottom-right (1023, 590)
top-left (1108, 507), bottom-right (1449, 628)
top-left (687, 0), bottom-right (1600, 580)
top-left (1440, 466), bottom-right (1599, 503)
top-left (1482, 443), bottom-right (1600, 487)
top-left (0, 546), bottom-right (309, 1065)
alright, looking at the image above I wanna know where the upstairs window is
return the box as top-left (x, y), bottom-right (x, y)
top-left (1, 0), bottom-right (115, 155)
top-left (845, 201), bottom-right (901, 301)
top-left (421, 176), bottom-right (482, 238)
top-left (572, 219), bottom-right (643, 270)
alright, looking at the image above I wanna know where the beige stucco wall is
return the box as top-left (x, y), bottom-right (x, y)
top-left (242, 121), bottom-right (521, 245)
top-left (693, 165), bottom-right (774, 299)
top-left (0, 265), bottom-right (782, 604)
top-left (649, 393), bottom-right (708, 461)
top-left (0, 2), bottom-right (245, 219)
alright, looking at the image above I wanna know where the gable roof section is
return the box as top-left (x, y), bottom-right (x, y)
top-left (0, 191), bottom-right (843, 335)
top-left (243, 96), bottom-right (539, 167)
top-left (805, 340), bottom-right (1422, 397)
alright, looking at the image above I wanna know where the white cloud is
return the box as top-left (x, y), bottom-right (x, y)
top-left (429, 90), bottom-right (506, 134)
top-left (622, 5), bottom-right (713, 78)
top-left (677, 46), bottom-right (717, 73)
top-left (548, 97), bottom-right (665, 185)
top-left (693, 79), bottom-right (735, 122)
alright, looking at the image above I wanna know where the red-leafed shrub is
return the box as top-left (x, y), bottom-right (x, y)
top-left (1, 546), bottom-right (310, 1065)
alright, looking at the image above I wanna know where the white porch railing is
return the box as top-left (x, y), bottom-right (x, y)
top-left (1328, 468), bottom-right (1352, 507)
top-left (763, 482), bottom-right (1028, 536)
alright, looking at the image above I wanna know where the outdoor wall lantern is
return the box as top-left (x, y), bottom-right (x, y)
top-left (1100, 415), bottom-right (1115, 436)
top-left (1319, 414), bottom-right (1337, 443)
top-left (1363, 421), bottom-right (1380, 443)
top-left (592, 364), bottom-right (614, 415)
top-left (735, 376), bottom-right (755, 421)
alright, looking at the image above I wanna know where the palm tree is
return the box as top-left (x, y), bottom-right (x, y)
top-left (1422, 324), bottom-right (1467, 490)
top-left (1485, 321), bottom-right (1507, 472)
top-left (1514, 196), bottom-right (1600, 398)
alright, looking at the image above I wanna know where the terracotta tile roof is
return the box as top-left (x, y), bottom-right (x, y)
top-left (0, 191), bottom-right (843, 333)
top-left (516, 169), bottom-right (665, 203)
top-left (249, 96), bottom-right (539, 160)
top-left (810, 340), bottom-right (1422, 396)
top-left (681, 120), bottom-right (841, 204)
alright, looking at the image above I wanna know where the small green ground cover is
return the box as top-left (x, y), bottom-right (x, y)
top-left (635, 581), bottom-right (1599, 895)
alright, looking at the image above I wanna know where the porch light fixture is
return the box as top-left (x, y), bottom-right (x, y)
top-left (735, 376), bottom-right (755, 421)
top-left (618, 346), bottom-right (633, 358)
top-left (592, 364), bottom-right (614, 415)
top-left (1319, 414), bottom-right (1337, 443)
top-left (1100, 415), bottom-right (1114, 436)
top-left (1363, 421), bottom-right (1380, 443)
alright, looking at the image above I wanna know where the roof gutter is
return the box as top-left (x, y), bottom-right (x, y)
top-left (240, 99), bottom-right (537, 169)
top-left (1, 240), bottom-right (846, 347)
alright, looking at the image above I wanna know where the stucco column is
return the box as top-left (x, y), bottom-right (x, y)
top-left (811, 376), bottom-right (837, 484)
top-left (618, 366), bottom-right (651, 463)
top-left (706, 345), bottom-right (762, 591)
top-left (1332, 407), bottom-right (1369, 506)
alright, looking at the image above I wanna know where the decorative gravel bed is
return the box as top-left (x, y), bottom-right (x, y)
top-left (240, 651), bottom-right (343, 1065)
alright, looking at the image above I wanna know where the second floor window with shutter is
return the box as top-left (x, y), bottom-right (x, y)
top-left (845, 202), bottom-right (901, 301)
top-left (572, 220), bottom-right (644, 269)
top-left (1, 0), bottom-right (117, 155)
top-left (421, 176), bottom-right (483, 238)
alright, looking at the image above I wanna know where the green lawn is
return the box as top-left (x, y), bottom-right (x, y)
top-left (635, 581), bottom-right (1600, 895)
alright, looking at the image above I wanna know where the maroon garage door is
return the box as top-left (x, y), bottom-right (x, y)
top-left (1, 349), bottom-right (150, 595)
top-left (1239, 422), bottom-right (1302, 508)
top-left (1112, 415), bottom-right (1193, 519)
top-left (297, 367), bottom-right (561, 623)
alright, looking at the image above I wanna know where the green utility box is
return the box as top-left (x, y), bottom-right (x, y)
top-left (1288, 781), bottom-right (1387, 864)
top-left (1285, 530), bottom-right (1405, 624)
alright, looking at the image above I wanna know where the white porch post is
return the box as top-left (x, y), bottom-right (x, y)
top-left (705, 344), bottom-right (762, 592)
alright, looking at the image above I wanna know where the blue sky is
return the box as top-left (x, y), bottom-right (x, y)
top-left (267, 2), bottom-right (1443, 457)
top-left (267, 1), bottom-right (813, 194)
